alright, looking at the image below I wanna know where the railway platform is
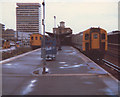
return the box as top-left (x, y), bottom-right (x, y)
top-left (1, 46), bottom-right (119, 96)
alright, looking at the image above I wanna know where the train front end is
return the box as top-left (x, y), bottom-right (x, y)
top-left (83, 28), bottom-right (107, 60)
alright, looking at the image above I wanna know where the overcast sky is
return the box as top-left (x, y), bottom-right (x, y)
top-left (0, 0), bottom-right (119, 34)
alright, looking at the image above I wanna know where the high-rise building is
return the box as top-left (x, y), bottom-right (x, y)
top-left (16, 3), bottom-right (41, 33)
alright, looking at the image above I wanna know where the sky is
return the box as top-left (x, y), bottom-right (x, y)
top-left (0, 0), bottom-right (119, 34)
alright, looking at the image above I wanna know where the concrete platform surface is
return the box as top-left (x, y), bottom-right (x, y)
top-left (1, 46), bottom-right (119, 95)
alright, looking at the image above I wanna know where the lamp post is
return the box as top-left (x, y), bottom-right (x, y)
top-left (42, 0), bottom-right (46, 74)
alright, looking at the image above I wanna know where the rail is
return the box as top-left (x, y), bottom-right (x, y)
top-left (102, 59), bottom-right (120, 73)
top-left (108, 43), bottom-right (120, 46)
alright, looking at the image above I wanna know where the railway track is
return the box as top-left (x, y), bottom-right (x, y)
top-left (102, 59), bottom-right (120, 73)
top-left (101, 59), bottom-right (120, 80)
top-left (73, 46), bottom-right (119, 80)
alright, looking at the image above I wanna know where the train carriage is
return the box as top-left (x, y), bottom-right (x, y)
top-left (72, 27), bottom-right (107, 60)
top-left (107, 31), bottom-right (120, 44)
top-left (30, 33), bottom-right (43, 49)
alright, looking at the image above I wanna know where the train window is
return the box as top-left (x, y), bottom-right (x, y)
top-left (31, 37), bottom-right (33, 40)
top-left (93, 34), bottom-right (98, 39)
top-left (35, 37), bottom-right (38, 40)
top-left (102, 33), bottom-right (105, 39)
top-left (40, 37), bottom-right (42, 40)
top-left (85, 34), bottom-right (89, 40)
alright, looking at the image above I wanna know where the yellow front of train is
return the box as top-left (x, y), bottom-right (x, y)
top-left (2, 40), bottom-right (10, 49)
top-left (82, 27), bottom-right (107, 60)
top-left (83, 28), bottom-right (107, 51)
top-left (30, 33), bottom-right (43, 49)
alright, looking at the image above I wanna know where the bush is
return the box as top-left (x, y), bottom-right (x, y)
top-left (2, 47), bottom-right (32, 60)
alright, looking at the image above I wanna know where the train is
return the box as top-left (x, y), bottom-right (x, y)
top-left (71, 27), bottom-right (107, 60)
top-left (30, 33), bottom-right (43, 49)
top-left (30, 33), bottom-right (54, 50)
top-left (107, 30), bottom-right (120, 52)
top-left (2, 40), bottom-right (10, 49)
top-left (107, 30), bottom-right (120, 44)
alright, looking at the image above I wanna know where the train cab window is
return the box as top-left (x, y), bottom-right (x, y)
top-left (85, 34), bottom-right (89, 40)
top-left (93, 34), bottom-right (98, 39)
top-left (31, 37), bottom-right (33, 40)
top-left (102, 33), bottom-right (105, 39)
top-left (40, 37), bottom-right (42, 40)
top-left (35, 37), bottom-right (38, 40)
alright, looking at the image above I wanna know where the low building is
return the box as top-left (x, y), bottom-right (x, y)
top-left (17, 32), bottom-right (32, 41)
top-left (0, 23), bottom-right (5, 47)
top-left (0, 23), bottom-right (5, 39)
top-left (2, 29), bottom-right (15, 41)
top-left (46, 21), bottom-right (72, 46)
top-left (17, 32), bottom-right (34, 47)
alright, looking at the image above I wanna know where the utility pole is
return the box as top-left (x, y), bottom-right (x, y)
top-left (42, 0), bottom-right (46, 74)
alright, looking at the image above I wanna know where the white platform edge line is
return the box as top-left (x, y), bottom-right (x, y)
top-left (72, 47), bottom-right (119, 83)
top-left (89, 58), bottom-right (119, 83)
top-left (3, 73), bottom-right (105, 76)
top-left (36, 73), bottom-right (107, 76)
top-left (0, 48), bottom-right (41, 64)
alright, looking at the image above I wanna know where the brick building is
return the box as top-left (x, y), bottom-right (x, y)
top-left (53, 21), bottom-right (72, 34)
top-left (53, 21), bottom-right (72, 45)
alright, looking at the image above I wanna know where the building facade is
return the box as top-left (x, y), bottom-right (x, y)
top-left (0, 23), bottom-right (5, 47)
top-left (53, 21), bottom-right (72, 45)
top-left (2, 29), bottom-right (15, 41)
top-left (0, 23), bottom-right (5, 39)
top-left (53, 21), bottom-right (72, 34)
top-left (16, 3), bottom-right (41, 33)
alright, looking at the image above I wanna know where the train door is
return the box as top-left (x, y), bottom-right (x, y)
top-left (91, 33), bottom-right (100, 49)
